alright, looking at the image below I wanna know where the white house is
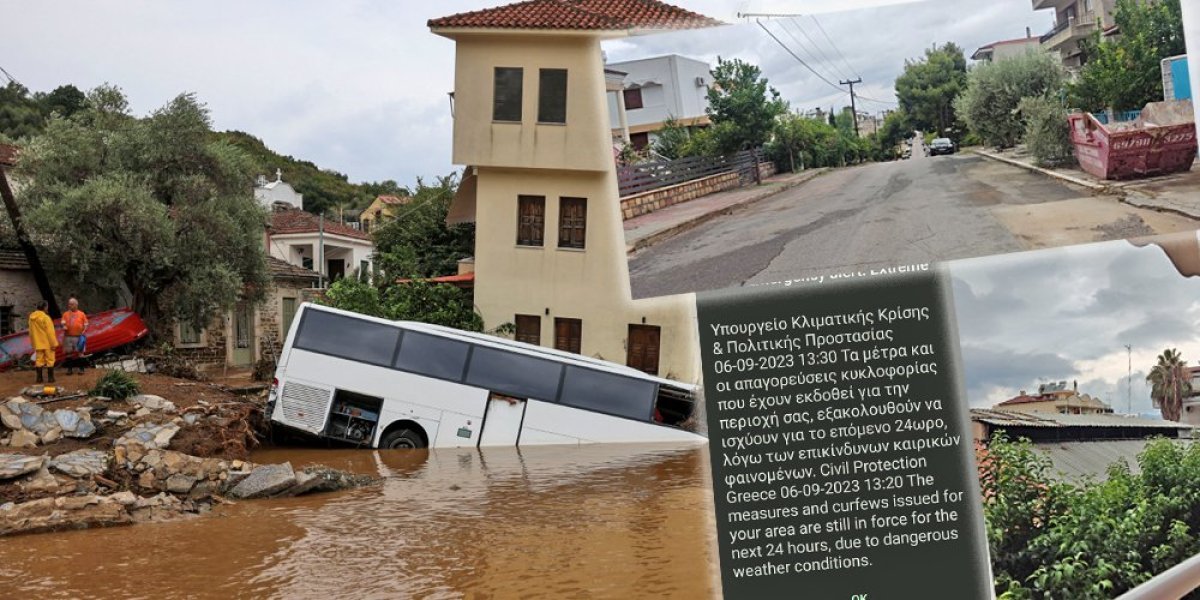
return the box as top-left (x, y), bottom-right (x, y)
top-left (605, 54), bottom-right (712, 151)
top-left (267, 206), bottom-right (373, 283)
top-left (254, 169), bottom-right (304, 210)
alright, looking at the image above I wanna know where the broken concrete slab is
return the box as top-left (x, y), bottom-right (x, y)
top-left (0, 454), bottom-right (47, 480)
top-left (227, 463), bottom-right (296, 499)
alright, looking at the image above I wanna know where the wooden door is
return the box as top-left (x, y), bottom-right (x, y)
top-left (554, 318), bottom-right (582, 354)
top-left (627, 324), bottom-right (661, 376)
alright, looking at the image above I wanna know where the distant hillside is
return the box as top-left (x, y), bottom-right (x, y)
top-left (217, 130), bottom-right (407, 218)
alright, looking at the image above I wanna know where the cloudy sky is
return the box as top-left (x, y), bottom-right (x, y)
top-left (3, 0), bottom-right (1049, 188)
top-left (950, 238), bottom-right (1200, 415)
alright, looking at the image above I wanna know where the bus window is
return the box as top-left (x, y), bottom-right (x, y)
top-left (394, 331), bottom-right (470, 381)
top-left (560, 366), bottom-right (655, 421)
top-left (295, 309), bottom-right (400, 366)
top-left (465, 345), bottom-right (562, 401)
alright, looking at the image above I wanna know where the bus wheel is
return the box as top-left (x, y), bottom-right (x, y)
top-left (380, 428), bottom-right (425, 449)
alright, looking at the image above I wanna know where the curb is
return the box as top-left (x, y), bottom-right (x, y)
top-left (625, 168), bottom-right (829, 255)
top-left (972, 149), bottom-right (1110, 193)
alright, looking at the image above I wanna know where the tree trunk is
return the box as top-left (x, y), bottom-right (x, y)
top-left (0, 166), bottom-right (61, 318)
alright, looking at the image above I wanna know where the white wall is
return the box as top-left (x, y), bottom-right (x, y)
top-left (606, 55), bottom-right (711, 130)
top-left (1185, 0), bottom-right (1200, 126)
top-left (254, 181), bottom-right (304, 210)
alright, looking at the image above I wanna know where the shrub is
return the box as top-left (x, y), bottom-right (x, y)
top-left (954, 51), bottom-right (1066, 148)
top-left (91, 369), bottom-right (140, 400)
top-left (1019, 95), bottom-right (1075, 167)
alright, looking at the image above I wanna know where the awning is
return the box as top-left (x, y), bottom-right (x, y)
top-left (446, 168), bottom-right (477, 225)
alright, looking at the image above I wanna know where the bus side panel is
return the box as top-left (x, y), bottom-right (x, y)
top-left (521, 400), bottom-right (707, 444)
top-left (515, 425), bottom-right (581, 446)
top-left (432, 411), bottom-right (486, 448)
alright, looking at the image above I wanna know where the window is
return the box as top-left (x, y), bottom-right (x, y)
top-left (294, 309), bottom-right (399, 366)
top-left (493, 67), bottom-right (523, 122)
top-left (302, 256), bottom-right (314, 270)
top-left (0, 306), bottom-right (12, 336)
top-left (560, 366), bottom-right (655, 420)
top-left (178, 320), bottom-right (203, 346)
top-left (281, 297), bottom-right (298, 335)
top-left (515, 314), bottom-right (541, 345)
top-left (394, 331), bottom-right (470, 381)
top-left (629, 132), bottom-right (650, 150)
top-left (517, 195), bottom-right (545, 246)
top-left (465, 346), bottom-right (562, 401)
top-left (538, 68), bottom-right (567, 123)
top-left (623, 87), bottom-right (644, 110)
top-left (359, 260), bottom-right (370, 282)
top-left (554, 318), bottom-right (582, 354)
top-left (558, 197), bottom-right (586, 249)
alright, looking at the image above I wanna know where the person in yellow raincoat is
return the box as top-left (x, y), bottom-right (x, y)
top-left (28, 300), bottom-right (58, 383)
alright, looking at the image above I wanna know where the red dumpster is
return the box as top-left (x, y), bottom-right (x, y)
top-left (1068, 100), bottom-right (1197, 180)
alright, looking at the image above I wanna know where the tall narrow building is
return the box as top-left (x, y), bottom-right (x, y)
top-left (430, 1), bottom-right (721, 382)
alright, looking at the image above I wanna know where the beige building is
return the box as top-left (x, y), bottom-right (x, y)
top-left (429, 0), bottom-right (721, 382)
top-left (971, 32), bottom-right (1043, 62)
top-left (360, 194), bottom-right (411, 234)
top-left (994, 380), bottom-right (1114, 415)
top-left (1033, 0), bottom-right (1118, 71)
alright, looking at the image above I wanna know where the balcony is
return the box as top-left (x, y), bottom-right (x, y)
top-left (1032, 0), bottom-right (1071, 11)
top-left (1040, 11), bottom-right (1098, 51)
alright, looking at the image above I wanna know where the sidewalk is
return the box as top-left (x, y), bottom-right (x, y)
top-left (974, 146), bottom-right (1200, 221)
top-left (623, 168), bottom-right (828, 254)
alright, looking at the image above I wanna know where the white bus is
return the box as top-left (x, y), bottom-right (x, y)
top-left (267, 303), bottom-right (706, 449)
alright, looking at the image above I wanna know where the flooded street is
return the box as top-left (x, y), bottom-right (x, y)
top-left (0, 444), bottom-right (719, 598)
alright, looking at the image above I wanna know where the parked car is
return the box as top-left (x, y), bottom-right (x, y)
top-left (929, 138), bottom-right (956, 156)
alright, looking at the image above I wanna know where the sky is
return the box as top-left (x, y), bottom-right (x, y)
top-left (3, 0), bottom-right (1050, 189)
top-left (950, 237), bottom-right (1200, 415)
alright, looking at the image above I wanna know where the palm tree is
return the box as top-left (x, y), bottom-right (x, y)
top-left (1147, 348), bottom-right (1192, 422)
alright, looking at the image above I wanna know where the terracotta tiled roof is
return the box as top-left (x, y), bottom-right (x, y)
top-left (0, 144), bottom-right (18, 167)
top-left (267, 256), bottom-right (320, 280)
top-left (429, 0), bottom-right (721, 31)
top-left (996, 394), bottom-right (1047, 406)
top-left (377, 195), bottom-right (410, 206)
top-left (270, 208), bottom-right (371, 241)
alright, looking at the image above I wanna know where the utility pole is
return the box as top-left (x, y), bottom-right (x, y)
top-left (840, 78), bottom-right (863, 137)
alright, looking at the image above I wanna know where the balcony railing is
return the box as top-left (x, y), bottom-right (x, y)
top-left (1040, 11), bottom-right (1098, 46)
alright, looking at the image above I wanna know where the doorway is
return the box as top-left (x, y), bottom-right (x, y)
top-left (627, 324), bottom-right (661, 376)
top-left (327, 259), bottom-right (346, 281)
top-left (479, 392), bottom-right (526, 447)
top-left (231, 301), bottom-right (255, 367)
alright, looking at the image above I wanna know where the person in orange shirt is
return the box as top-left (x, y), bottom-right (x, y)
top-left (28, 300), bottom-right (58, 383)
top-left (61, 297), bottom-right (88, 375)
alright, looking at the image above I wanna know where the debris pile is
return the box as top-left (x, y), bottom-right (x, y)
top-left (0, 398), bottom-right (96, 447)
top-left (0, 376), bottom-right (377, 537)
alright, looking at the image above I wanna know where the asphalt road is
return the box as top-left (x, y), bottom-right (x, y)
top-left (628, 144), bottom-right (1094, 299)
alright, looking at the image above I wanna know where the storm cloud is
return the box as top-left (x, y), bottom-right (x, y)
top-left (949, 239), bottom-right (1200, 412)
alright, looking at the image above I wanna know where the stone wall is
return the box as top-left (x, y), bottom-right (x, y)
top-left (0, 270), bottom-right (40, 333)
top-left (619, 171), bottom-right (740, 220)
top-left (758, 161), bottom-right (778, 180)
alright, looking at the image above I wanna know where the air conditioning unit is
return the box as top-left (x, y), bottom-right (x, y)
top-left (695, 76), bottom-right (707, 87)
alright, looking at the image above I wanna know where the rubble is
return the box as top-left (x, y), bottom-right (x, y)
top-left (0, 375), bottom-right (377, 538)
top-left (0, 397), bottom-right (96, 446)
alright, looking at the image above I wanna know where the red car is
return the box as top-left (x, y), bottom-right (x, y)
top-left (0, 307), bottom-right (149, 371)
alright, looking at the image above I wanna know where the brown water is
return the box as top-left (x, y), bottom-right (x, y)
top-left (0, 444), bottom-right (720, 599)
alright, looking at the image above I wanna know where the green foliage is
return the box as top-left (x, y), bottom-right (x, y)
top-left (1148, 348), bottom-right (1191, 422)
top-left (91, 369), bottom-right (140, 400)
top-left (16, 85), bottom-right (270, 329)
top-left (984, 435), bottom-right (1200, 597)
top-left (894, 43), bottom-right (968, 136)
top-left (954, 51), bottom-right (1066, 148)
top-left (1071, 0), bottom-right (1185, 112)
top-left (0, 82), bottom-right (88, 140)
top-left (1019, 96), bottom-right (1075, 167)
top-left (766, 111), bottom-right (880, 172)
top-left (371, 174), bottom-right (474, 280)
top-left (677, 126), bottom-right (721, 158)
top-left (320, 277), bottom-right (483, 332)
top-left (705, 57), bottom-right (787, 154)
top-left (652, 117), bottom-right (691, 160)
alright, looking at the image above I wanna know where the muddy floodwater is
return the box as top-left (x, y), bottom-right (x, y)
top-left (0, 443), bottom-right (719, 598)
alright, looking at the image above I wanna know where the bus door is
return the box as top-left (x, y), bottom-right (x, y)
top-left (478, 392), bottom-right (526, 447)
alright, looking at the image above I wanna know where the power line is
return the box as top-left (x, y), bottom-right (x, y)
top-left (810, 15), bottom-right (861, 82)
top-left (0, 65), bottom-right (19, 86)
top-left (757, 19), bottom-right (849, 97)
top-left (776, 19), bottom-right (843, 85)
top-left (785, 18), bottom-right (853, 83)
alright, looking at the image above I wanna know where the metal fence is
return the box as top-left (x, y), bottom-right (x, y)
top-left (617, 148), bottom-right (763, 198)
